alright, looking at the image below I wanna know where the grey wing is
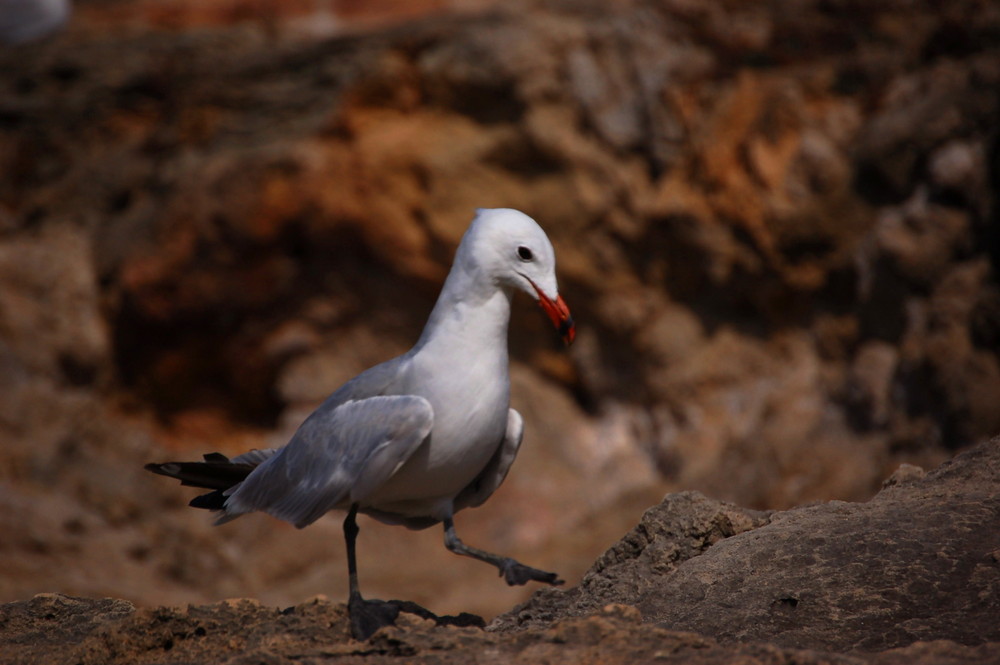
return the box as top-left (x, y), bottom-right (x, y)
top-left (230, 448), bottom-right (279, 465)
top-left (224, 356), bottom-right (408, 490)
top-left (222, 395), bottom-right (433, 528)
top-left (319, 352), bottom-right (413, 410)
top-left (453, 408), bottom-right (524, 512)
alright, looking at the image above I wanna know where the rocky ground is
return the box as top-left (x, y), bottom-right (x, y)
top-left (1, 0), bottom-right (999, 661)
top-left (2, 439), bottom-right (998, 664)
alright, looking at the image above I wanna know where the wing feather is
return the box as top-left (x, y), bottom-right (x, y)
top-left (223, 395), bottom-right (433, 528)
top-left (453, 408), bottom-right (523, 511)
top-left (230, 448), bottom-right (279, 465)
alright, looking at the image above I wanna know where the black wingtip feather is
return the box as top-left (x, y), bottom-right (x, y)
top-left (190, 490), bottom-right (228, 510)
top-left (144, 462), bottom-right (177, 477)
top-left (144, 455), bottom-right (255, 491)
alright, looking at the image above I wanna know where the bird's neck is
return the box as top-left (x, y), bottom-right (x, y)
top-left (414, 266), bottom-right (512, 359)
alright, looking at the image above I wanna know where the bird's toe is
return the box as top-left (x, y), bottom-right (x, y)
top-left (348, 596), bottom-right (401, 640)
top-left (500, 558), bottom-right (564, 586)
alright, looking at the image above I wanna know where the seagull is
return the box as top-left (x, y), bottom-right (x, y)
top-left (146, 208), bottom-right (575, 639)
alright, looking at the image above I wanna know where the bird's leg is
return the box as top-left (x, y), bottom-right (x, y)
top-left (344, 504), bottom-right (399, 640)
top-left (443, 517), bottom-right (563, 586)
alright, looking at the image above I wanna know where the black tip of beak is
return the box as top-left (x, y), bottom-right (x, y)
top-left (559, 315), bottom-right (575, 345)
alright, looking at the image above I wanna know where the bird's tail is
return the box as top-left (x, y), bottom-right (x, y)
top-left (145, 452), bottom-right (258, 511)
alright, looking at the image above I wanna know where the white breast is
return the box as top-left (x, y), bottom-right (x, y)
top-left (360, 345), bottom-right (510, 511)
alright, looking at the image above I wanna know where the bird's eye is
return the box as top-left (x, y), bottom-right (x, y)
top-left (517, 246), bottom-right (533, 261)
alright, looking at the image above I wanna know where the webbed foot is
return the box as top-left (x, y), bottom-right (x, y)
top-left (498, 558), bottom-right (564, 586)
top-left (348, 595), bottom-right (400, 640)
top-left (348, 596), bottom-right (486, 640)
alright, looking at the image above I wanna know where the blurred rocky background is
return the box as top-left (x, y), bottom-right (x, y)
top-left (1, 0), bottom-right (998, 625)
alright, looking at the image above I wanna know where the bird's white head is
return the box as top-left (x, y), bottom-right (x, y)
top-left (459, 208), bottom-right (575, 345)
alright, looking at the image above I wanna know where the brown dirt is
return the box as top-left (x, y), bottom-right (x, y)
top-left (3, 441), bottom-right (999, 663)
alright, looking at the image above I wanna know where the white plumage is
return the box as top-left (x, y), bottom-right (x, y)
top-left (147, 208), bottom-right (575, 639)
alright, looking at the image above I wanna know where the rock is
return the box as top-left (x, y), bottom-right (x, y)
top-left (491, 491), bottom-right (771, 631)
top-left (3, 442), bottom-right (1000, 663)
top-left (880, 462), bottom-right (925, 488)
top-left (2, 594), bottom-right (998, 665)
top-left (496, 439), bottom-right (1000, 653)
top-left (0, 595), bottom-right (135, 664)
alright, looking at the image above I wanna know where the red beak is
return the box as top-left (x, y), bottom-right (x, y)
top-left (531, 282), bottom-right (575, 346)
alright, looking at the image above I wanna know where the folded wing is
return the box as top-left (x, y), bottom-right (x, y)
top-left (222, 395), bottom-right (434, 528)
top-left (453, 408), bottom-right (523, 512)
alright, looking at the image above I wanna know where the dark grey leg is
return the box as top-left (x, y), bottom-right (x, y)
top-left (443, 517), bottom-right (563, 586)
top-left (344, 504), bottom-right (361, 599)
top-left (344, 504), bottom-right (399, 640)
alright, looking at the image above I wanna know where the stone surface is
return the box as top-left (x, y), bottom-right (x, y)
top-left (490, 492), bottom-right (772, 630)
top-left (496, 440), bottom-right (1000, 653)
top-left (2, 442), bottom-right (1000, 663)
